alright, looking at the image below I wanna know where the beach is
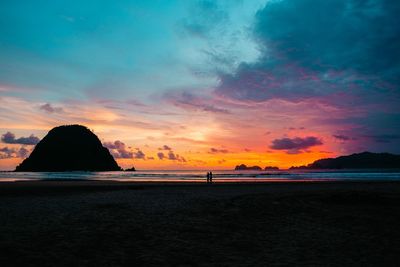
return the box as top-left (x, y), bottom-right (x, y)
top-left (0, 181), bottom-right (400, 266)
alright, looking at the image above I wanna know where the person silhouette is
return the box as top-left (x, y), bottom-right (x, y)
top-left (206, 172), bottom-right (210, 184)
top-left (210, 171), bottom-right (213, 184)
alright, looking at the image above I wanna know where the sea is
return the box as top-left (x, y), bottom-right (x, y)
top-left (1, 169), bottom-right (400, 182)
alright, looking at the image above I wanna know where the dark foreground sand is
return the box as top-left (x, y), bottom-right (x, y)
top-left (0, 181), bottom-right (400, 267)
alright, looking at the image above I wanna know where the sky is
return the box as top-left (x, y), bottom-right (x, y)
top-left (1, 0), bottom-right (400, 170)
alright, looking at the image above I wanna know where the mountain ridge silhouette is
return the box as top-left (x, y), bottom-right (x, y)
top-left (290, 152), bottom-right (400, 169)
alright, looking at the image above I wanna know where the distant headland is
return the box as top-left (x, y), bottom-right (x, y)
top-left (290, 152), bottom-right (400, 169)
top-left (235, 164), bottom-right (279, 171)
top-left (233, 152), bottom-right (400, 171)
top-left (15, 125), bottom-right (122, 172)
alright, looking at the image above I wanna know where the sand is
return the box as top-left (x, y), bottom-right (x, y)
top-left (0, 181), bottom-right (399, 266)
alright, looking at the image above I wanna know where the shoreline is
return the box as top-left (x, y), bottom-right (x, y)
top-left (1, 179), bottom-right (400, 196)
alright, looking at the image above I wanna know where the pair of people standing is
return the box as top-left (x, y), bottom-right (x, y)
top-left (206, 171), bottom-right (213, 184)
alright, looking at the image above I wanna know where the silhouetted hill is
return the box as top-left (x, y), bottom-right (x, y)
top-left (290, 152), bottom-right (400, 169)
top-left (125, 167), bottom-right (136, 171)
top-left (234, 164), bottom-right (262, 171)
top-left (15, 125), bottom-right (122, 172)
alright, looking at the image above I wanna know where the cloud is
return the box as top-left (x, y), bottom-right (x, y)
top-left (363, 134), bottom-right (400, 143)
top-left (17, 147), bottom-right (30, 158)
top-left (159, 145), bottom-right (172, 151)
top-left (165, 91), bottom-right (231, 114)
top-left (103, 140), bottom-right (133, 159)
top-left (157, 152), bottom-right (165, 160)
top-left (178, 0), bottom-right (260, 73)
top-left (209, 148), bottom-right (229, 154)
top-left (217, 159), bottom-right (226, 164)
top-left (167, 151), bottom-right (186, 162)
top-left (215, 0), bottom-right (400, 106)
top-left (257, 0), bottom-right (400, 76)
top-left (181, 1), bottom-right (227, 38)
top-left (0, 147), bottom-right (14, 159)
top-left (333, 134), bottom-right (352, 141)
top-left (133, 149), bottom-right (146, 160)
top-left (0, 146), bottom-right (31, 159)
top-left (289, 127), bottom-right (305, 131)
top-left (39, 103), bottom-right (64, 113)
top-left (1, 132), bottom-right (40, 145)
top-left (167, 151), bottom-right (177, 160)
top-left (270, 136), bottom-right (323, 154)
top-left (156, 145), bottom-right (186, 161)
top-left (156, 150), bottom-right (186, 162)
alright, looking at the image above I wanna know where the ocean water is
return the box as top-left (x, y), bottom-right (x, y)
top-left (1, 169), bottom-right (400, 182)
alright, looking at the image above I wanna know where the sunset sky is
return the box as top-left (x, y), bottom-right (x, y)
top-left (1, 0), bottom-right (400, 170)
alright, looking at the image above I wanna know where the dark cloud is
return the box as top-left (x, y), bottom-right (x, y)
top-left (167, 151), bottom-right (177, 160)
top-left (156, 150), bottom-right (185, 162)
top-left (270, 136), bottom-right (323, 154)
top-left (216, 0), bottom-right (400, 104)
top-left (0, 146), bottom-right (31, 159)
top-left (133, 149), bottom-right (146, 160)
top-left (39, 103), bottom-right (64, 113)
top-left (209, 148), bottom-right (229, 154)
top-left (103, 140), bottom-right (133, 159)
top-left (156, 145), bottom-right (186, 161)
top-left (157, 152), bottom-right (165, 160)
top-left (1, 132), bottom-right (40, 145)
top-left (167, 151), bottom-right (186, 162)
top-left (257, 0), bottom-right (400, 75)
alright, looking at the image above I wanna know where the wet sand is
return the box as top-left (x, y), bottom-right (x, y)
top-left (0, 181), bottom-right (400, 266)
